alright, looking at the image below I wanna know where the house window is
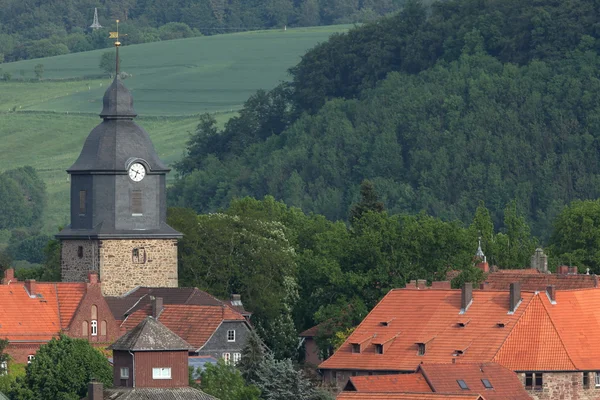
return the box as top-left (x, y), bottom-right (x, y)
top-left (481, 379), bottom-right (493, 389)
top-left (595, 372), bottom-right (600, 388)
top-left (227, 330), bottom-right (235, 342)
top-left (152, 368), bottom-right (171, 380)
top-left (375, 344), bottom-right (383, 354)
top-left (457, 380), bottom-right (469, 390)
top-left (79, 190), bottom-right (86, 215)
top-left (584, 372), bottom-right (590, 389)
top-left (222, 353), bottom-right (231, 364)
top-left (101, 320), bottom-right (107, 336)
top-left (77, 246), bottom-right (83, 258)
top-left (525, 372), bottom-right (543, 390)
top-left (233, 353), bottom-right (241, 365)
top-left (91, 320), bottom-right (98, 336)
top-left (351, 344), bottom-right (360, 353)
top-left (132, 248), bottom-right (146, 264)
top-left (417, 343), bottom-right (425, 356)
top-left (120, 367), bottom-right (129, 379)
top-left (0, 361), bottom-right (7, 376)
top-left (27, 355), bottom-right (34, 364)
top-left (131, 190), bottom-right (143, 215)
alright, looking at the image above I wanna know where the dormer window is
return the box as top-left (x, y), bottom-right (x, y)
top-left (375, 344), bottom-right (383, 354)
top-left (482, 379), bottom-right (493, 389)
top-left (352, 344), bottom-right (360, 353)
top-left (457, 380), bottom-right (469, 390)
top-left (417, 343), bottom-right (426, 356)
top-left (457, 319), bottom-right (470, 327)
top-left (227, 330), bottom-right (235, 342)
top-left (497, 321), bottom-right (507, 328)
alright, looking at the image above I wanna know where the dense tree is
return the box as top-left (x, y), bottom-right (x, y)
top-left (349, 179), bottom-right (385, 224)
top-left (99, 51), bottom-right (120, 76)
top-left (0, 339), bottom-right (8, 375)
top-left (200, 359), bottom-right (261, 400)
top-left (8, 335), bottom-right (111, 400)
top-left (0, 167), bottom-right (46, 231)
top-left (238, 331), bottom-right (268, 384)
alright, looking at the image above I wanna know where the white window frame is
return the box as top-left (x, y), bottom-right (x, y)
top-left (0, 361), bottom-right (7, 376)
top-left (222, 352), bottom-right (231, 364)
top-left (227, 329), bottom-right (235, 342)
top-left (120, 367), bottom-right (129, 379)
top-left (91, 320), bottom-right (98, 336)
top-left (27, 355), bottom-right (34, 364)
top-left (233, 352), bottom-right (241, 365)
top-left (152, 367), bottom-right (171, 380)
top-left (595, 371), bottom-right (600, 387)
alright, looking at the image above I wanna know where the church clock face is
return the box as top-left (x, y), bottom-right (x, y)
top-left (128, 162), bottom-right (146, 182)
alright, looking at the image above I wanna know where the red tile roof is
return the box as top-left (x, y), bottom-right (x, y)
top-left (320, 289), bottom-right (534, 371)
top-left (482, 271), bottom-right (597, 291)
top-left (56, 283), bottom-right (87, 328)
top-left (122, 304), bottom-right (246, 350)
top-left (337, 393), bottom-right (485, 400)
top-left (347, 374), bottom-right (432, 392)
top-left (420, 363), bottom-right (531, 400)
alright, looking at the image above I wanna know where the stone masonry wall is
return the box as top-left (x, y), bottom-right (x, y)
top-left (99, 239), bottom-right (178, 296)
top-left (61, 240), bottom-right (100, 282)
top-left (518, 372), bottom-right (600, 400)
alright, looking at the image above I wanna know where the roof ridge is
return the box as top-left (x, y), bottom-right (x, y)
top-left (417, 365), bottom-right (436, 393)
top-left (538, 292), bottom-right (578, 369)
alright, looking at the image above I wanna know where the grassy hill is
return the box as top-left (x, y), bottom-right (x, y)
top-left (0, 25), bottom-right (349, 232)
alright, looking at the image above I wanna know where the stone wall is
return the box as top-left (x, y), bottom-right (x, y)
top-left (518, 371), bottom-right (600, 400)
top-left (98, 239), bottom-right (178, 296)
top-left (61, 239), bottom-right (100, 282)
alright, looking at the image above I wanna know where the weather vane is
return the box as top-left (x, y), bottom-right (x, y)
top-left (109, 20), bottom-right (122, 74)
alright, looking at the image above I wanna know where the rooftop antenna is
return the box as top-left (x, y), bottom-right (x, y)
top-left (109, 20), bottom-right (121, 75)
top-left (90, 8), bottom-right (102, 30)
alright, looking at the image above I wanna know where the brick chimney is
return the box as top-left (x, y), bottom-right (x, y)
top-left (88, 271), bottom-right (99, 285)
top-left (476, 261), bottom-right (489, 273)
top-left (431, 281), bottom-right (451, 289)
top-left (558, 265), bottom-right (569, 275)
top-left (1, 268), bottom-right (17, 284)
top-left (87, 380), bottom-right (103, 400)
top-left (568, 266), bottom-right (578, 275)
top-left (417, 279), bottom-right (426, 290)
top-left (152, 297), bottom-right (164, 318)
top-left (509, 282), bottom-right (521, 313)
top-left (231, 294), bottom-right (242, 304)
top-left (25, 279), bottom-right (36, 297)
top-left (461, 283), bottom-right (473, 313)
top-left (546, 285), bottom-right (556, 304)
top-left (479, 282), bottom-right (489, 290)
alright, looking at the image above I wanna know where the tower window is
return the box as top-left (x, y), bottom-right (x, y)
top-left (79, 190), bottom-right (86, 215)
top-left (132, 248), bottom-right (146, 264)
top-left (131, 190), bottom-right (143, 215)
top-left (77, 246), bottom-right (83, 258)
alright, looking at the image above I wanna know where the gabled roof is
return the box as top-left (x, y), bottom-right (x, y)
top-left (0, 282), bottom-right (88, 342)
top-left (346, 374), bottom-right (432, 392)
top-left (483, 270), bottom-right (597, 291)
top-left (101, 387), bottom-right (217, 399)
top-left (419, 363), bottom-right (531, 400)
top-left (337, 393), bottom-right (485, 400)
top-left (121, 304), bottom-right (246, 350)
top-left (109, 316), bottom-right (193, 351)
top-left (320, 289), bottom-right (534, 371)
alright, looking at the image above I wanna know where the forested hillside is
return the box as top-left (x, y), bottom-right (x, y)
top-left (0, 0), bottom-right (403, 62)
top-left (171, 0), bottom-right (600, 238)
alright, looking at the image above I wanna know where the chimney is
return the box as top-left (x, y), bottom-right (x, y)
top-left (546, 285), bottom-right (556, 304)
top-left (568, 266), bottom-right (578, 275)
top-left (88, 271), bottom-right (99, 285)
top-left (152, 297), bottom-right (163, 318)
top-left (431, 281), bottom-right (451, 289)
top-left (25, 279), bottom-right (36, 297)
top-left (509, 282), bottom-right (521, 313)
top-left (417, 279), bottom-right (426, 290)
top-left (476, 261), bottom-right (489, 273)
top-left (231, 294), bottom-right (242, 305)
top-left (531, 248), bottom-right (548, 272)
top-left (479, 282), bottom-right (489, 290)
top-left (88, 380), bottom-right (103, 400)
top-left (461, 283), bottom-right (473, 313)
top-left (1, 268), bottom-right (16, 284)
top-left (558, 265), bottom-right (569, 275)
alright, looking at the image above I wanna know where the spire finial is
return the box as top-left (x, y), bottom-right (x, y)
top-left (475, 236), bottom-right (486, 261)
top-left (109, 20), bottom-right (121, 75)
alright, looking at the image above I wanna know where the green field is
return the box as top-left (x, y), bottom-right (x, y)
top-left (0, 25), bottom-right (349, 116)
top-left (0, 25), bottom-right (349, 232)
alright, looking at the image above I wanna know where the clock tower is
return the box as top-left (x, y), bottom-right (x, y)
top-left (56, 76), bottom-right (182, 296)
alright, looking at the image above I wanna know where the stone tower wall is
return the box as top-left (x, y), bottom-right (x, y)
top-left (61, 239), bottom-right (100, 282)
top-left (98, 238), bottom-right (178, 296)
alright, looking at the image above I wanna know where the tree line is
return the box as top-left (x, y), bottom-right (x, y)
top-left (0, 0), bottom-right (406, 63)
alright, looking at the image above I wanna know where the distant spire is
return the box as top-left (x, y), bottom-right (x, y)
top-left (475, 237), bottom-right (486, 262)
top-left (90, 8), bottom-right (102, 30)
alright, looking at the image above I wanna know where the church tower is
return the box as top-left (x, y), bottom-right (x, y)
top-left (57, 75), bottom-right (182, 296)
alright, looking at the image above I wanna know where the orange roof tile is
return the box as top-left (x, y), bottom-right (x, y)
top-left (55, 283), bottom-right (87, 328)
top-left (320, 289), bottom-right (534, 371)
top-left (483, 271), bottom-right (597, 291)
top-left (420, 363), bottom-right (531, 400)
top-left (337, 393), bottom-right (485, 400)
top-left (122, 304), bottom-right (246, 350)
top-left (347, 374), bottom-right (432, 392)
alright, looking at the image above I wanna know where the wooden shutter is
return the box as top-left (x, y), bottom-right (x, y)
top-left (131, 190), bottom-right (142, 215)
